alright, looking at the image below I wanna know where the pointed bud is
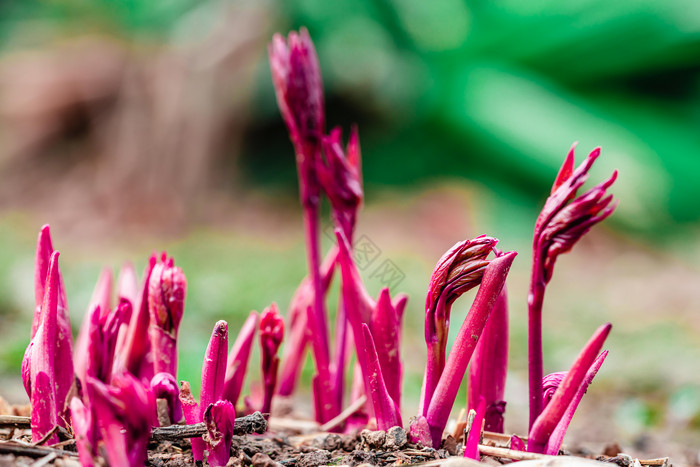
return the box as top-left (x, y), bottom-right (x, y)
top-left (268, 27), bottom-right (325, 156)
top-left (148, 255), bottom-right (187, 378)
top-left (259, 305), bottom-right (284, 414)
top-left (200, 321), bottom-right (229, 419)
top-left (223, 311), bottom-right (258, 406)
top-left (362, 324), bottom-right (402, 431)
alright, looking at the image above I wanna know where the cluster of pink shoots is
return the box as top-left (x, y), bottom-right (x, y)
top-left (21, 227), bottom-right (284, 466)
top-left (269, 27), bottom-right (619, 457)
top-left (19, 26), bottom-right (620, 466)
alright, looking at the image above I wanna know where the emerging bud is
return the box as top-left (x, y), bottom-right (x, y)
top-left (200, 320), bottom-right (229, 420)
top-left (70, 397), bottom-right (97, 467)
top-left (528, 324), bottom-right (612, 453)
top-left (421, 236), bottom-right (498, 415)
top-left (203, 400), bottom-right (236, 467)
top-left (319, 126), bottom-right (363, 239)
top-left (268, 27), bottom-right (325, 158)
top-left (259, 305), bottom-right (285, 414)
top-left (148, 254), bottom-right (187, 378)
top-left (151, 372), bottom-right (183, 425)
top-left (223, 312), bottom-right (258, 407)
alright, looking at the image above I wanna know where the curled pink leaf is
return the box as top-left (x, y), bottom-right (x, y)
top-left (151, 372), bottom-right (183, 425)
top-left (421, 235), bottom-right (498, 416)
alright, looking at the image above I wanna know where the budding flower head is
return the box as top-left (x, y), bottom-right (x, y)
top-left (149, 254), bottom-right (186, 334)
top-left (425, 235), bottom-right (498, 345)
top-left (148, 253), bottom-right (187, 377)
top-left (259, 304), bottom-right (284, 414)
top-left (151, 372), bottom-right (183, 425)
top-left (319, 126), bottom-right (363, 238)
top-left (269, 27), bottom-right (325, 154)
top-left (542, 372), bottom-right (566, 408)
top-left (534, 144), bottom-right (618, 284)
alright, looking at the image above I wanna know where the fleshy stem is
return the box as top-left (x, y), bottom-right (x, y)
top-left (528, 323), bottom-right (612, 453)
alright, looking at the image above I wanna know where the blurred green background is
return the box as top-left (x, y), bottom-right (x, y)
top-left (0, 0), bottom-right (699, 461)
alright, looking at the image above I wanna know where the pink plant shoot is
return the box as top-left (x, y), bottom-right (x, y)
top-left (528, 323), bottom-right (612, 453)
top-left (87, 373), bottom-right (156, 467)
top-left (370, 288), bottom-right (404, 408)
top-left (259, 304), bottom-right (284, 414)
top-left (420, 235), bottom-right (498, 416)
top-left (269, 27), bottom-right (337, 423)
top-left (201, 320), bottom-right (229, 420)
top-left (544, 350), bottom-right (609, 455)
top-left (151, 372), bottom-right (183, 425)
top-left (119, 254), bottom-right (157, 380)
top-left (468, 282), bottom-right (509, 433)
top-left (319, 126), bottom-right (363, 240)
top-left (361, 324), bottom-right (402, 431)
top-left (425, 250), bottom-right (517, 448)
top-left (223, 311), bottom-right (258, 406)
top-left (117, 261), bottom-right (139, 306)
top-left (464, 397), bottom-right (486, 461)
top-left (528, 145), bottom-right (618, 428)
top-left (23, 250), bottom-right (62, 444)
top-left (148, 254), bottom-right (187, 378)
top-left (203, 400), bottom-right (236, 467)
top-left (70, 397), bottom-right (97, 467)
top-left (74, 267), bottom-right (112, 387)
top-left (179, 381), bottom-right (205, 462)
top-left (30, 226), bottom-right (74, 426)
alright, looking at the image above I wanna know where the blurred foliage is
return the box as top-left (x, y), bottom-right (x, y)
top-left (243, 0), bottom-right (700, 240)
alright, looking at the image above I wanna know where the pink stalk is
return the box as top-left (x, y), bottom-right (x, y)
top-left (468, 283), bottom-right (508, 433)
top-left (370, 288), bottom-right (404, 408)
top-left (259, 304), bottom-right (284, 414)
top-left (151, 372), bottom-right (183, 425)
top-left (425, 251), bottom-right (517, 448)
top-left (23, 251), bottom-right (62, 444)
top-left (179, 381), bottom-right (205, 461)
top-left (464, 397), bottom-right (486, 460)
top-left (361, 324), bottom-right (402, 430)
top-left (223, 311), bottom-right (259, 406)
top-left (420, 236), bottom-right (497, 416)
top-left (31, 227), bottom-right (73, 426)
top-left (74, 267), bottom-right (113, 386)
top-left (148, 255), bottom-right (187, 378)
top-left (119, 254), bottom-right (157, 380)
top-left (204, 400), bottom-right (236, 467)
top-left (528, 323), bottom-right (612, 453)
top-left (528, 145), bottom-right (617, 429)
top-left (70, 397), bottom-right (97, 467)
top-left (88, 373), bottom-right (156, 467)
top-left (278, 248), bottom-right (336, 396)
top-left (269, 28), bottom-right (338, 423)
top-left (201, 321), bottom-right (229, 420)
top-left (544, 350), bottom-right (609, 454)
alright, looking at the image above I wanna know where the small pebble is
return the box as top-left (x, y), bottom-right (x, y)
top-left (384, 426), bottom-right (407, 450)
